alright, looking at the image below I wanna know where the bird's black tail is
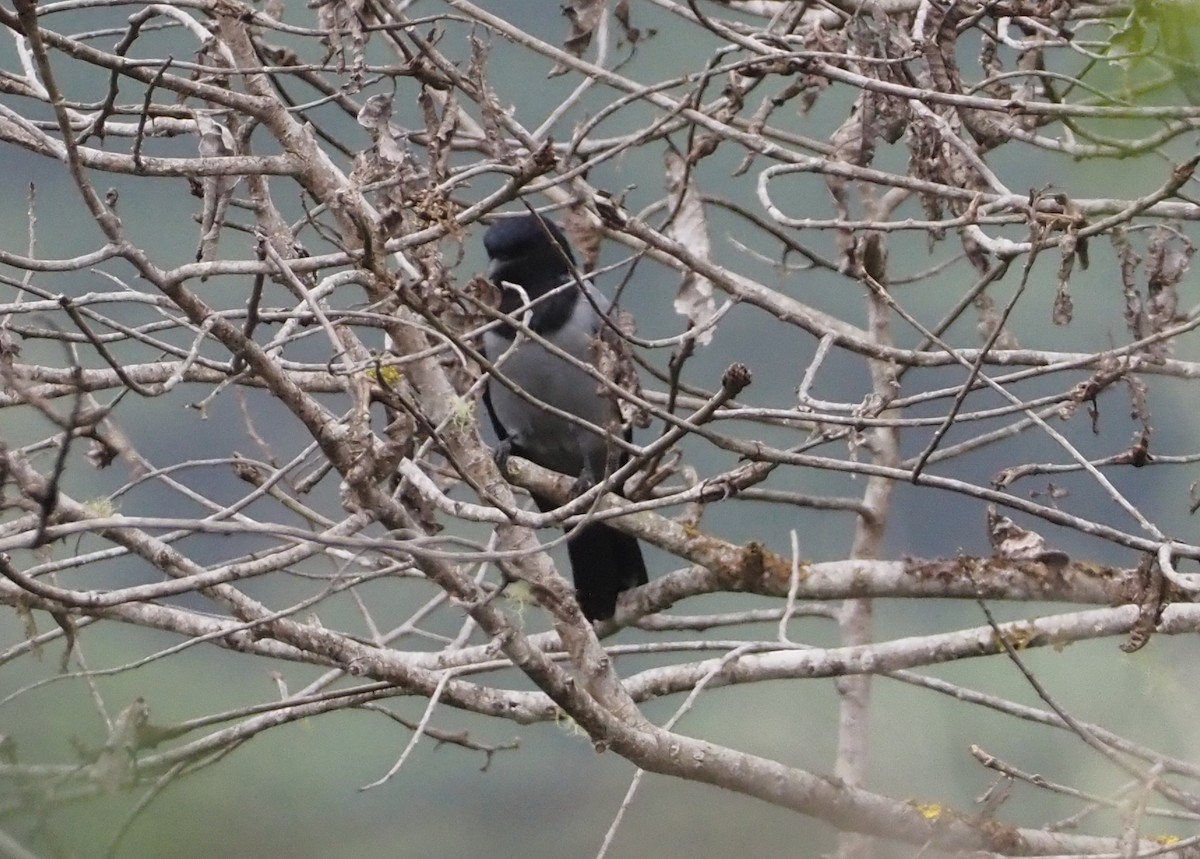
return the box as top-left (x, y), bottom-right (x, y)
top-left (566, 521), bottom-right (648, 621)
top-left (530, 492), bottom-right (647, 621)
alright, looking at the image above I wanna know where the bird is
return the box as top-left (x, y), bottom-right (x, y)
top-left (481, 213), bottom-right (648, 621)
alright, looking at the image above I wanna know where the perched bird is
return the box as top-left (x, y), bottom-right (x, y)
top-left (481, 213), bottom-right (648, 621)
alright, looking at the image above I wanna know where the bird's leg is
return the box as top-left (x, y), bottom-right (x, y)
top-left (569, 425), bottom-right (605, 496)
top-left (604, 430), bottom-right (628, 494)
top-left (570, 461), bottom-right (597, 497)
top-left (492, 436), bottom-right (516, 473)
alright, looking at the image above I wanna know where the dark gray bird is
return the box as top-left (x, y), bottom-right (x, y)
top-left (481, 214), bottom-right (648, 621)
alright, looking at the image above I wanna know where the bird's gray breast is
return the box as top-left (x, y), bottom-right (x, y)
top-left (483, 293), bottom-right (616, 477)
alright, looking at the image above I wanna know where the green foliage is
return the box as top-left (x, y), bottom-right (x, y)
top-left (1108, 0), bottom-right (1200, 101)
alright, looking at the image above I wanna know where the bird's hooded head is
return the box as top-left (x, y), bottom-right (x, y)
top-left (484, 214), bottom-right (581, 332)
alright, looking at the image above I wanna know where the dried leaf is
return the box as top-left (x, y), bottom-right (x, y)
top-left (974, 291), bottom-right (1019, 349)
top-left (376, 126), bottom-right (408, 166)
top-left (1121, 554), bottom-right (1164, 653)
top-left (418, 87), bottom-right (458, 182)
top-left (467, 35), bottom-right (508, 158)
top-left (356, 94), bottom-right (409, 167)
top-left (15, 601), bottom-right (38, 659)
top-left (1116, 226), bottom-right (1192, 360)
top-left (976, 775), bottom-right (1014, 819)
top-left (563, 207), bottom-right (603, 273)
top-left (1127, 428), bottom-right (1152, 466)
top-left (593, 308), bottom-right (649, 431)
top-left (551, 0), bottom-right (605, 77)
top-left (51, 610), bottom-right (76, 673)
top-left (664, 147), bottom-right (717, 346)
top-left (311, 0), bottom-right (368, 87)
top-left (90, 698), bottom-right (149, 793)
top-left (1126, 374), bottom-right (1150, 427)
top-left (1145, 226), bottom-right (1191, 337)
top-left (986, 505), bottom-right (1069, 568)
top-left (613, 0), bottom-right (642, 44)
top-left (1113, 228), bottom-right (1146, 340)
top-left (826, 99), bottom-right (876, 265)
top-left (1053, 231), bottom-right (1075, 325)
top-left (356, 93), bottom-right (392, 131)
top-left (0, 328), bottom-right (19, 370)
top-left (194, 114), bottom-right (238, 266)
top-left (85, 436), bottom-right (118, 468)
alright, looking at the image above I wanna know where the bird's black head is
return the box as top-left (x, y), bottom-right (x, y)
top-left (484, 214), bottom-right (576, 270)
top-left (484, 214), bottom-right (577, 295)
top-left (484, 214), bottom-right (580, 333)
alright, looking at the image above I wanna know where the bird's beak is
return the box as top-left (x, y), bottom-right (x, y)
top-left (487, 259), bottom-right (521, 294)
